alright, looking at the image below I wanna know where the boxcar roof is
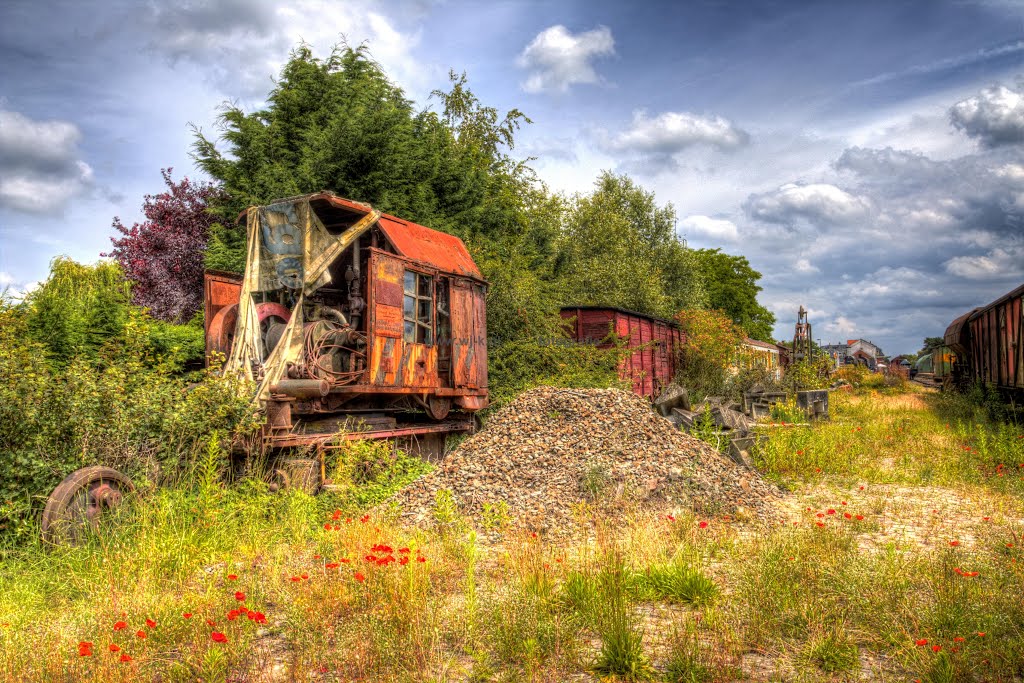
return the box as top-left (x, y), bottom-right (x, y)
top-left (968, 282), bottom-right (1024, 321)
top-left (559, 305), bottom-right (681, 329)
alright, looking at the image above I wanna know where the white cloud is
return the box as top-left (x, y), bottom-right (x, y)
top-left (0, 272), bottom-right (14, 287)
top-left (825, 316), bottom-right (857, 335)
top-left (950, 82), bottom-right (1024, 148)
top-left (678, 214), bottom-right (738, 242)
top-left (744, 183), bottom-right (872, 225)
top-left (794, 258), bottom-right (819, 273)
top-left (0, 109), bottom-right (94, 213)
top-left (517, 25), bottom-right (614, 94)
top-left (944, 246), bottom-right (1024, 279)
top-left (605, 110), bottom-right (748, 153)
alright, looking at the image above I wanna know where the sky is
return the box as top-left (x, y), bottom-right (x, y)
top-left (1, 0), bottom-right (1023, 355)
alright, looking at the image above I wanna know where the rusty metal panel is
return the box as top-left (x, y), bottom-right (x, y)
top-left (203, 271), bottom-right (242, 364)
top-left (472, 283), bottom-right (488, 389)
top-left (451, 281), bottom-right (476, 387)
top-left (377, 214), bottom-right (482, 279)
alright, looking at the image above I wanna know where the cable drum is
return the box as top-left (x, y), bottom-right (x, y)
top-left (302, 319), bottom-right (366, 385)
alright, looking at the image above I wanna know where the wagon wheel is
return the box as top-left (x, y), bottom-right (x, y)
top-left (41, 466), bottom-right (134, 545)
top-left (426, 396), bottom-right (451, 421)
top-left (209, 302), bottom-right (291, 359)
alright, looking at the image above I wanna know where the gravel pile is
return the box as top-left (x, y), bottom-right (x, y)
top-left (392, 387), bottom-right (782, 533)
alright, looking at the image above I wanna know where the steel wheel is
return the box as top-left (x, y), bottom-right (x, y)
top-left (41, 466), bottom-right (134, 545)
top-left (426, 396), bottom-right (451, 421)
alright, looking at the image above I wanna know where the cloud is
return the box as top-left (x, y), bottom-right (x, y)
top-left (794, 258), bottom-right (819, 273)
top-left (517, 25), bottom-right (614, 94)
top-left (944, 246), bottom-right (1024, 280)
top-left (743, 183), bottom-right (872, 225)
top-left (950, 82), bottom-right (1024, 148)
top-left (824, 316), bottom-right (857, 335)
top-left (678, 214), bottom-right (738, 242)
top-left (144, 0), bottom-right (430, 100)
top-left (0, 109), bottom-right (94, 214)
top-left (604, 110), bottom-right (748, 158)
top-left (0, 272), bottom-right (13, 287)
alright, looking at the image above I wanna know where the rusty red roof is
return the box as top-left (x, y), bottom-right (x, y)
top-left (377, 214), bottom-right (482, 279)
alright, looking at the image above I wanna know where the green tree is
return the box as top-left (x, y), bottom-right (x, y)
top-left (693, 248), bottom-right (776, 341)
top-left (560, 172), bottom-right (705, 318)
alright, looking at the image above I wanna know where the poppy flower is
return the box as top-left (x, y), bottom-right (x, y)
top-left (227, 610), bottom-right (240, 621)
top-left (698, 521), bottom-right (708, 529)
top-left (234, 591), bottom-right (245, 601)
top-left (360, 514), bottom-right (370, 523)
top-left (339, 558), bottom-right (350, 564)
top-left (182, 613), bottom-right (192, 619)
top-left (227, 574), bottom-right (238, 580)
top-left (324, 523), bottom-right (332, 530)
top-left (211, 632), bottom-right (228, 643)
top-left (855, 515), bottom-right (864, 521)
top-left (301, 573), bottom-right (308, 580)
top-left (815, 468), bottom-right (822, 473)
top-left (254, 611), bottom-right (267, 624)
top-left (325, 562), bottom-right (339, 569)
top-left (78, 641), bottom-right (93, 656)
top-left (915, 639), bottom-right (928, 646)
top-left (331, 509), bottom-right (341, 520)
top-left (531, 532), bottom-right (538, 538)
top-left (815, 522), bottom-right (825, 527)
top-left (796, 450), bottom-right (803, 455)
top-left (109, 643), bottom-right (121, 652)
top-left (843, 512), bottom-right (852, 519)
top-left (135, 630), bottom-right (146, 639)
top-left (399, 556), bottom-right (410, 565)
top-left (206, 619), bottom-right (216, 627)
top-left (416, 556), bottom-right (426, 563)
top-left (977, 632), bottom-right (985, 637)
top-left (816, 513), bottom-right (825, 518)
top-left (665, 514), bottom-right (675, 521)
top-left (983, 517), bottom-right (990, 521)
top-left (145, 618), bottom-right (156, 629)
top-left (932, 645), bottom-right (942, 653)
top-left (354, 572), bottom-right (366, 583)
top-left (120, 653), bottom-right (132, 663)
top-left (399, 547), bottom-right (410, 554)
top-left (963, 571), bottom-right (979, 577)
top-left (1007, 543), bottom-right (1014, 548)
top-left (954, 637), bottom-right (965, 643)
top-left (859, 486), bottom-right (865, 490)
top-left (949, 541), bottom-right (960, 547)
top-left (113, 621), bottom-right (127, 631)
top-left (289, 576), bottom-right (301, 582)
top-left (841, 501), bottom-right (847, 505)
top-left (827, 509), bottom-right (836, 515)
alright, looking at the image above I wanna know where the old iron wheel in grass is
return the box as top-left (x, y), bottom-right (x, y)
top-left (41, 466), bottom-right (134, 545)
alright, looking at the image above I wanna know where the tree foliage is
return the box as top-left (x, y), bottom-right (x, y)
top-left (673, 308), bottom-right (745, 399)
top-left (693, 248), bottom-right (776, 341)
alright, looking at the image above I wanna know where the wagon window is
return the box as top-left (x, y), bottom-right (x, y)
top-left (403, 270), bottom-right (433, 344)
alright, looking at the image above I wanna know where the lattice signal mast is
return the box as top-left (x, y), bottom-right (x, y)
top-left (793, 305), bottom-right (813, 363)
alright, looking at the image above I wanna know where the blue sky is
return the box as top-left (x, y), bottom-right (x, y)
top-left (1, 0), bottom-right (1023, 354)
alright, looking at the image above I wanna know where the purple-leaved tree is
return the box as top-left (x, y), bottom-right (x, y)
top-left (106, 169), bottom-right (225, 323)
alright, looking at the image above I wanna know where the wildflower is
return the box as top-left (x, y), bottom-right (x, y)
top-left (211, 632), bottom-right (228, 643)
top-left (120, 653), bottom-right (132, 662)
top-left (290, 576), bottom-right (301, 582)
top-left (699, 521), bottom-right (709, 529)
top-left (977, 632), bottom-right (985, 637)
top-left (325, 562), bottom-right (339, 569)
top-left (109, 643), bottom-right (121, 652)
top-left (331, 509), bottom-right (342, 520)
top-left (301, 573), bottom-right (308, 580)
top-left (827, 509), bottom-right (836, 515)
top-left (963, 571), bottom-right (979, 577)
top-left (855, 515), bottom-right (864, 521)
top-left (360, 514), bottom-right (370, 523)
top-left (841, 501), bottom-right (847, 505)
top-left (135, 630), bottom-right (146, 639)
top-left (915, 639), bottom-right (928, 646)
top-left (932, 645), bottom-right (942, 653)
top-left (399, 547), bottom-right (410, 554)
top-left (354, 572), bottom-right (366, 583)
top-left (665, 514), bottom-right (675, 521)
top-left (253, 612), bottom-right (267, 624)
top-left (365, 555), bottom-right (377, 562)
top-left (113, 621), bottom-right (127, 631)
top-left (339, 558), bottom-right (350, 564)
top-left (324, 523), bottom-right (332, 530)
top-left (206, 619), bottom-right (216, 627)
top-left (816, 513), bottom-right (825, 518)
top-left (859, 485), bottom-right (865, 490)
top-left (815, 468), bottom-right (822, 473)
top-left (234, 591), bottom-right (245, 602)
top-left (227, 610), bottom-right (240, 621)
top-left (843, 512), bottom-right (852, 519)
top-left (333, 524), bottom-right (340, 531)
top-left (949, 541), bottom-right (960, 547)
top-left (417, 556), bottom-right (426, 563)
top-left (954, 637), bottom-right (965, 643)
top-left (983, 517), bottom-right (990, 521)
top-left (816, 522), bottom-right (825, 527)
top-left (1007, 543), bottom-right (1014, 548)
top-left (182, 613), bottom-right (192, 619)
top-left (400, 556), bottom-right (410, 565)
top-left (796, 450), bottom-right (803, 455)
top-left (531, 532), bottom-right (538, 538)
top-left (227, 574), bottom-right (237, 580)
top-left (78, 641), bottom-right (94, 657)
top-left (145, 618), bottom-right (156, 629)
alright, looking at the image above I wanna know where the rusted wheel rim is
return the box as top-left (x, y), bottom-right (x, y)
top-left (41, 466), bottom-right (134, 545)
top-left (426, 396), bottom-right (451, 421)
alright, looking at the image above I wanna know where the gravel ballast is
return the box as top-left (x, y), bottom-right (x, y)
top-left (393, 387), bottom-right (782, 533)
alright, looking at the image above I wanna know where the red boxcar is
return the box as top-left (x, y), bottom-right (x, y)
top-left (945, 283), bottom-right (1024, 394)
top-left (560, 306), bottom-right (683, 400)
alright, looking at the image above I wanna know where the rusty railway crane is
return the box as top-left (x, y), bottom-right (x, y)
top-left (41, 193), bottom-right (488, 543)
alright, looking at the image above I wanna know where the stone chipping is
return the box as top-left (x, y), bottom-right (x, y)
top-left (392, 387), bottom-right (783, 533)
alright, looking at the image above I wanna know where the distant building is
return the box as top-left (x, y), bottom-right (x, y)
top-left (822, 338), bottom-right (886, 370)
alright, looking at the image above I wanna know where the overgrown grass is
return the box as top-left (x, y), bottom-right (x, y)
top-left (1, 383), bottom-right (1022, 681)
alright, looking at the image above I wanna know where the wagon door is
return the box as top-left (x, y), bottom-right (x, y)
top-left (450, 279), bottom-right (487, 388)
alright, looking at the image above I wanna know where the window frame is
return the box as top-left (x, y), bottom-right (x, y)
top-left (402, 269), bottom-right (434, 345)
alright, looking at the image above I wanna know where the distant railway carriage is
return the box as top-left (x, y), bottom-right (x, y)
top-left (560, 306), bottom-right (682, 400)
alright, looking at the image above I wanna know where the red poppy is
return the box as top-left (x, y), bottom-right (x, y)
top-left (954, 637), bottom-right (965, 643)
top-left (399, 547), bottom-right (411, 554)
top-left (1007, 543), bottom-right (1014, 548)
top-left (531, 532), bottom-right (538, 538)
top-left (211, 632), bottom-right (228, 643)
top-left (932, 644), bottom-right (942, 652)
top-left (120, 653), bottom-right (132, 662)
top-left (360, 514), bottom-right (370, 523)
top-left (915, 638), bottom-right (928, 646)
top-left (109, 643), bottom-right (121, 652)
top-left (135, 630), bottom-right (146, 639)
top-left (113, 621), bottom-right (127, 631)
top-left (182, 613), bottom-right (193, 619)
top-left (665, 514), bottom-right (675, 521)
top-left (365, 555), bottom-right (376, 562)
top-left (859, 485), bottom-right (865, 490)
top-left (325, 562), bottom-right (339, 569)
top-left (331, 509), bottom-right (341, 520)
top-left (324, 523), bottom-right (332, 530)
top-left (354, 572), bottom-right (366, 583)
top-left (827, 509), bottom-right (836, 515)
top-left (290, 576), bottom-right (301, 582)
top-left (699, 521), bottom-right (709, 529)
top-left (227, 574), bottom-right (237, 580)
top-left (254, 612), bottom-right (267, 624)
top-left (339, 558), bottom-right (350, 564)
top-left (816, 522), bottom-right (825, 527)
top-left (301, 573), bottom-right (308, 580)
top-left (416, 556), bottom-right (426, 563)
top-left (949, 541), bottom-right (960, 547)
top-left (234, 591), bottom-right (245, 601)
top-left (841, 501), bottom-right (847, 505)
top-left (815, 468), bottom-right (822, 473)
top-left (855, 515), bottom-right (864, 521)
top-left (843, 512), bottom-right (852, 519)
top-left (963, 571), bottom-right (979, 577)
top-left (78, 641), bottom-right (93, 657)
top-left (977, 632), bottom-right (985, 637)
top-left (816, 513), bottom-right (825, 518)
top-left (333, 524), bottom-right (340, 531)
top-left (400, 556), bottom-right (410, 565)
top-left (227, 610), bottom-right (240, 621)
top-left (983, 517), bottom-right (990, 521)
top-left (206, 619), bottom-right (216, 627)
top-left (145, 618), bottom-right (156, 629)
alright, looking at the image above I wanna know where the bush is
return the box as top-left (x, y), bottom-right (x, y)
top-left (674, 309), bottom-right (744, 401)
